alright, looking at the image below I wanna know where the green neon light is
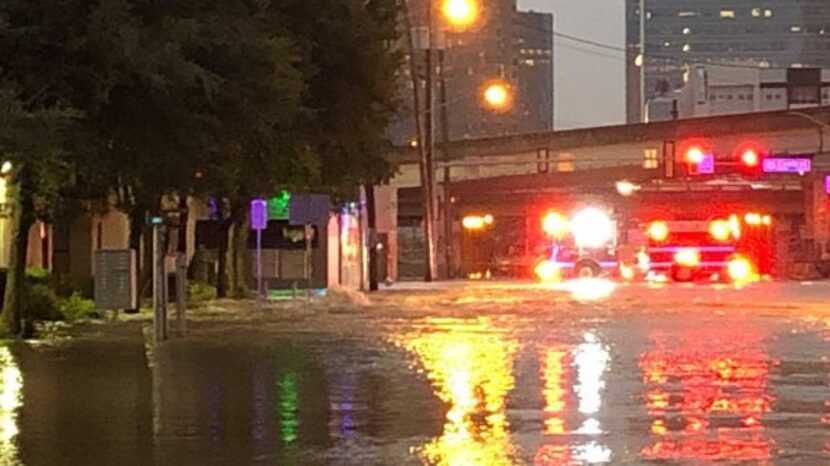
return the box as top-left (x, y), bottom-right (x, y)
top-left (268, 191), bottom-right (292, 220)
top-left (279, 373), bottom-right (299, 444)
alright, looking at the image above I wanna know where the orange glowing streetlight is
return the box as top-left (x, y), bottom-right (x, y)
top-left (441, 0), bottom-right (479, 28)
top-left (482, 81), bottom-right (512, 111)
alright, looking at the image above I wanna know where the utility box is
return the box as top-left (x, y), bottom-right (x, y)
top-left (94, 249), bottom-right (138, 311)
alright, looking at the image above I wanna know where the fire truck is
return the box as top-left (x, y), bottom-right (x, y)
top-left (533, 207), bottom-right (620, 280)
top-left (628, 213), bottom-right (774, 283)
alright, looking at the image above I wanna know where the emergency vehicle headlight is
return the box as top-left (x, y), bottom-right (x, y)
top-left (728, 256), bottom-right (755, 283)
top-left (542, 212), bottom-right (569, 237)
top-left (571, 208), bottom-right (614, 249)
top-left (709, 220), bottom-right (731, 242)
top-left (648, 221), bottom-right (669, 242)
top-left (674, 248), bottom-right (700, 267)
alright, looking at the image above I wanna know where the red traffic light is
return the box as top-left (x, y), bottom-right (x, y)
top-left (741, 149), bottom-right (760, 167)
top-left (686, 146), bottom-right (705, 164)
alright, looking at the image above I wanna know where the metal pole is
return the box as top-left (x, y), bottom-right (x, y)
top-left (175, 252), bottom-right (187, 337)
top-left (639, 0), bottom-right (646, 122)
top-left (256, 228), bottom-right (263, 298)
top-left (305, 223), bottom-right (312, 298)
top-left (152, 223), bottom-right (167, 342)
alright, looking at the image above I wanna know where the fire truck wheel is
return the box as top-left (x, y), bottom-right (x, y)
top-left (671, 266), bottom-right (694, 282)
top-left (575, 260), bottom-right (601, 278)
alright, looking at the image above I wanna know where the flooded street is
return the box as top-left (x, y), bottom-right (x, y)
top-left (3, 281), bottom-right (830, 465)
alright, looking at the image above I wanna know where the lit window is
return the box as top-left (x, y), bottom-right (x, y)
top-left (751, 7), bottom-right (761, 17)
top-left (682, 27), bottom-right (691, 35)
top-left (682, 44), bottom-right (691, 52)
top-left (720, 10), bottom-right (735, 19)
top-left (764, 9), bottom-right (773, 17)
top-left (558, 153), bottom-right (574, 172)
top-left (644, 149), bottom-right (659, 169)
top-left (790, 26), bottom-right (802, 33)
top-left (678, 11), bottom-right (699, 17)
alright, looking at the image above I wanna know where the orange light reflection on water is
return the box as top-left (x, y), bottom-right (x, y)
top-left (639, 330), bottom-right (774, 462)
top-left (541, 348), bottom-right (570, 436)
top-left (394, 318), bottom-right (519, 466)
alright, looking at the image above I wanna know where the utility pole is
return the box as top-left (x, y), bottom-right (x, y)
top-left (402, 0), bottom-right (437, 282)
top-left (438, 48), bottom-right (453, 279)
top-left (422, 0), bottom-right (438, 282)
top-left (639, 0), bottom-right (646, 122)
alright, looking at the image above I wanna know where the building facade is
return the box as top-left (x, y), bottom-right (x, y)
top-left (387, 1), bottom-right (553, 145)
top-left (626, 0), bottom-right (830, 123)
top-left (645, 65), bottom-right (830, 121)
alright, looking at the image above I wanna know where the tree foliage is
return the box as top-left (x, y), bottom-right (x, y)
top-left (0, 0), bottom-right (402, 332)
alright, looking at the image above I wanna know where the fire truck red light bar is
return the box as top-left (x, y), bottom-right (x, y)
top-left (762, 158), bottom-right (812, 173)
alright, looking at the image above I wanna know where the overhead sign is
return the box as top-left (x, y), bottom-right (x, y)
top-left (290, 194), bottom-right (331, 225)
top-left (250, 199), bottom-right (268, 230)
top-left (762, 157), bottom-right (812, 174)
top-left (695, 154), bottom-right (715, 175)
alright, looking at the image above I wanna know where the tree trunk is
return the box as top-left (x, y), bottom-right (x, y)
top-left (177, 194), bottom-right (188, 254)
top-left (216, 219), bottom-right (231, 299)
top-left (2, 166), bottom-right (35, 336)
top-left (228, 202), bottom-right (251, 299)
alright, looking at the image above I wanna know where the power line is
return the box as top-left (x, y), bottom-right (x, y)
top-left (544, 28), bottom-right (802, 71)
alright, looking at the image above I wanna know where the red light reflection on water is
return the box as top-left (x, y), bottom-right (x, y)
top-left (639, 329), bottom-right (775, 462)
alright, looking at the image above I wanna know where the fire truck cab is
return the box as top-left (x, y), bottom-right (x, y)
top-left (534, 207), bottom-right (619, 280)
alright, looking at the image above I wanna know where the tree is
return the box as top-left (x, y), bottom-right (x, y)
top-left (0, 83), bottom-right (77, 335)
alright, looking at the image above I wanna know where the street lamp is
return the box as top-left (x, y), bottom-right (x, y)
top-left (482, 81), bottom-right (513, 111)
top-left (441, 0), bottom-right (479, 28)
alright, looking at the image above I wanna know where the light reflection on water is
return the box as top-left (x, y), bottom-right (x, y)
top-left (394, 318), bottom-right (519, 465)
top-left (6, 308), bottom-right (830, 464)
top-left (0, 347), bottom-right (20, 464)
top-left (639, 329), bottom-right (774, 461)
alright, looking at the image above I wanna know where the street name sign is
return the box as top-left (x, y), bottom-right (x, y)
top-left (762, 158), bottom-right (812, 174)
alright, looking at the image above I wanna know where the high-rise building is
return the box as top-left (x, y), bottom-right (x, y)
top-left (515, 11), bottom-right (554, 133)
top-left (626, 0), bottom-right (830, 123)
top-left (645, 65), bottom-right (830, 122)
top-left (387, 1), bottom-right (553, 146)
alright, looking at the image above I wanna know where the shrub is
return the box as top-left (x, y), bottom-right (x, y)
top-left (25, 267), bottom-right (50, 281)
top-left (188, 280), bottom-right (216, 303)
top-left (24, 284), bottom-right (61, 321)
top-left (59, 292), bottom-right (98, 323)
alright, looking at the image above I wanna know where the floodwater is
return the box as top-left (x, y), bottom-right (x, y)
top-left (3, 282), bottom-right (830, 465)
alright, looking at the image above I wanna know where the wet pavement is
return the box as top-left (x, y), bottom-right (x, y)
top-left (3, 280), bottom-right (830, 465)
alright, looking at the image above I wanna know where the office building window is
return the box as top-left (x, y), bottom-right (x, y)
top-left (751, 7), bottom-right (761, 17)
top-left (557, 153), bottom-right (574, 172)
top-left (644, 149), bottom-right (659, 170)
top-left (720, 10), bottom-right (735, 19)
top-left (764, 9), bottom-right (773, 17)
